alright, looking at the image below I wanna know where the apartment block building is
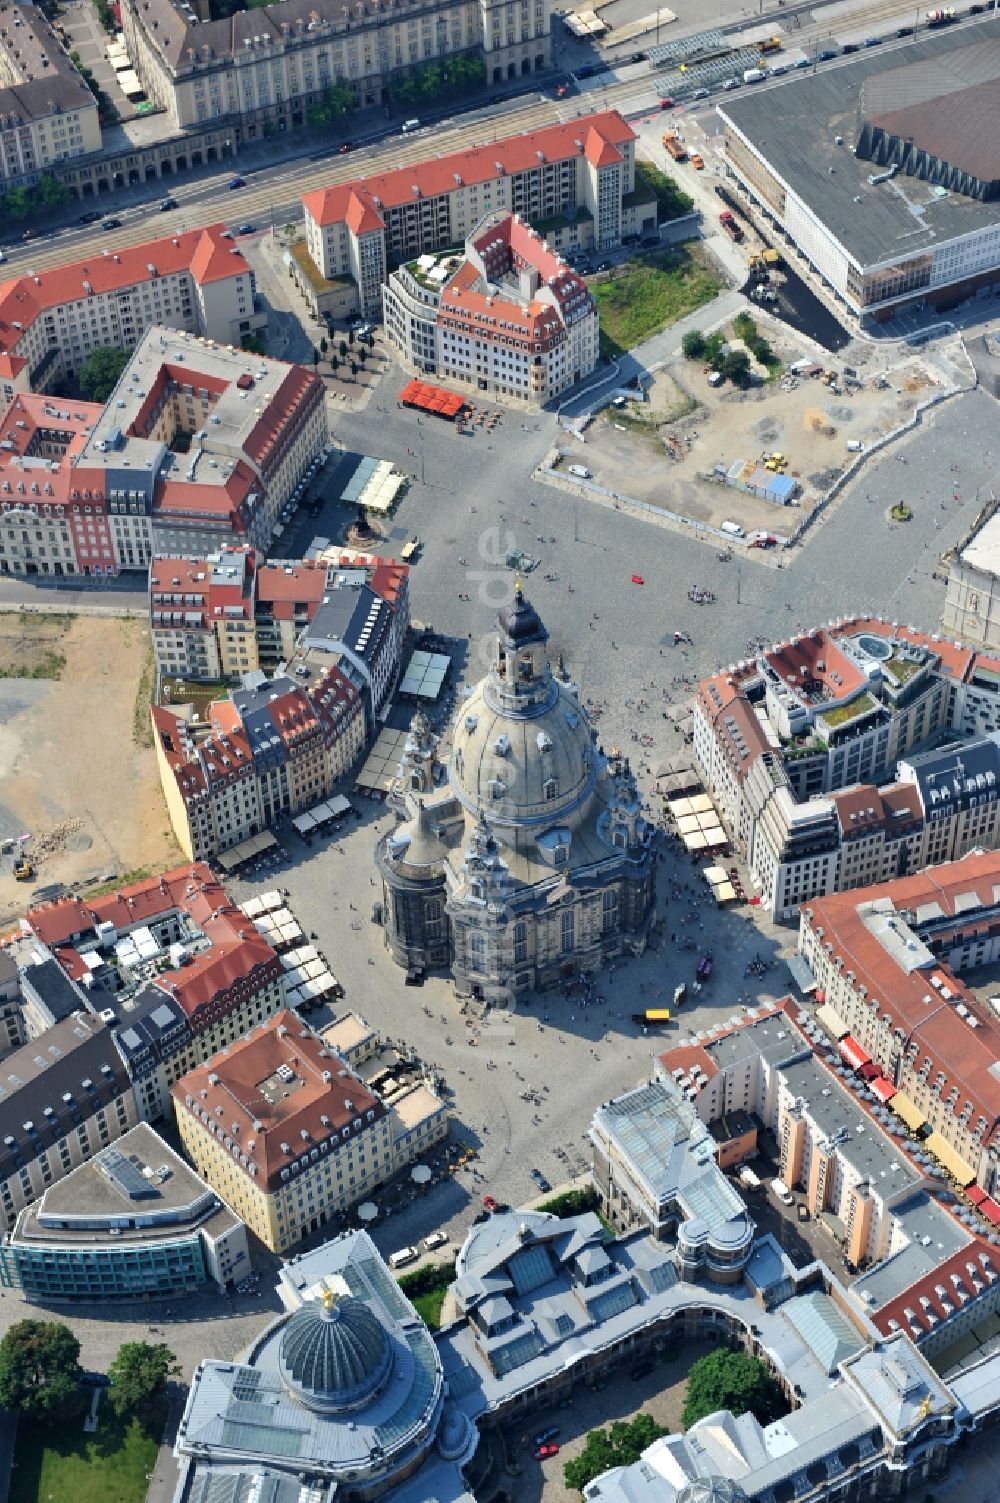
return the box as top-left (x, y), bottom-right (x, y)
top-left (655, 998), bottom-right (960, 1274)
top-left (19, 863), bottom-right (287, 1122)
top-left (693, 616), bottom-right (1000, 917)
top-left (799, 851), bottom-right (1000, 1196)
top-left (152, 663), bottom-right (365, 861)
top-left (384, 209), bottom-right (598, 406)
top-left (148, 545), bottom-right (409, 688)
top-left (301, 112), bottom-right (648, 316)
top-left (173, 1009), bottom-right (395, 1253)
top-left (121, 0), bottom-right (550, 136)
top-left (0, 328), bottom-right (327, 580)
top-left (0, 224), bottom-right (263, 406)
top-left (0, 1011), bottom-right (138, 1234)
top-left (0, 2), bottom-right (101, 190)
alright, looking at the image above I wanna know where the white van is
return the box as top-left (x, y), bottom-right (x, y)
top-left (389, 1246), bottom-right (419, 1269)
top-left (846, 440), bottom-right (865, 453)
top-left (423, 1230), bottom-right (448, 1251)
top-left (568, 464), bottom-right (591, 479)
top-left (743, 68), bottom-right (766, 83)
top-left (401, 118), bottom-right (420, 133)
top-left (721, 520), bottom-right (745, 538)
top-left (770, 1177), bottom-right (795, 1206)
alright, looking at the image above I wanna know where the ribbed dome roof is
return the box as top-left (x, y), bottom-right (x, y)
top-left (676, 1479), bottom-right (748, 1503)
top-left (279, 1292), bottom-right (393, 1413)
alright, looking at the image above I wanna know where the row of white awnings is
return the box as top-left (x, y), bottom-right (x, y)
top-left (239, 890), bottom-right (285, 920)
top-left (215, 831), bottom-right (278, 871)
top-left (251, 905), bottom-right (304, 952)
top-left (281, 943), bottom-right (341, 1005)
top-left (291, 795), bottom-right (352, 836)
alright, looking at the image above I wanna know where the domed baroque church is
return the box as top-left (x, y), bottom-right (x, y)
top-left (376, 589), bottom-right (656, 1004)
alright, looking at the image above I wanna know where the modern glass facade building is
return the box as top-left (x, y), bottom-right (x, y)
top-left (0, 1124), bottom-right (248, 1302)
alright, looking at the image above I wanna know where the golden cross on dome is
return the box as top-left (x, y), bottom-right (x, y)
top-left (321, 1287), bottom-right (336, 1311)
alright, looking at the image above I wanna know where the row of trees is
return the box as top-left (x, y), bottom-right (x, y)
top-left (564, 1349), bottom-right (785, 1494)
top-left (307, 82), bottom-right (356, 130)
top-left (0, 1319), bottom-right (177, 1418)
top-left (393, 53), bottom-right (485, 108)
top-left (1, 173), bottom-right (70, 224)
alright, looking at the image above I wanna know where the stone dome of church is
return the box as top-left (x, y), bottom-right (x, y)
top-left (448, 589), bottom-right (601, 830)
top-left (279, 1292), bottom-right (393, 1414)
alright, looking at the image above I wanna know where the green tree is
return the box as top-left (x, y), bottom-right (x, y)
top-left (241, 334), bottom-right (266, 355)
top-left (0, 1319), bottom-right (81, 1416)
top-left (703, 330), bottom-right (726, 370)
top-left (732, 311), bottom-right (757, 343)
top-left (312, 348), bottom-right (319, 366)
top-left (564, 1412), bottom-right (667, 1493)
top-left (320, 337), bottom-right (328, 354)
top-left (682, 1348), bottom-right (785, 1430)
top-left (349, 359), bottom-right (358, 379)
top-left (680, 328), bottom-right (706, 361)
top-left (357, 345), bottom-right (367, 364)
top-left (747, 334), bottom-right (774, 366)
top-left (338, 339), bottom-right (348, 359)
top-left (107, 1341), bottom-right (178, 1417)
top-left (347, 327), bottom-right (355, 346)
top-left (721, 348), bottom-right (752, 386)
top-left (306, 80), bottom-right (355, 129)
top-left (78, 345), bottom-right (131, 402)
top-left (330, 355), bottom-right (340, 375)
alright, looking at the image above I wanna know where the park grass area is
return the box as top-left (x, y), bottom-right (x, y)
top-left (9, 1392), bottom-right (166, 1503)
top-left (632, 161), bottom-right (694, 223)
top-left (0, 612), bottom-right (74, 680)
top-left (410, 1287), bottom-right (449, 1328)
top-left (591, 246), bottom-right (722, 360)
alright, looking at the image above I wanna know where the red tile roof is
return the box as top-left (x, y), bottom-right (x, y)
top-left (173, 1009), bottom-right (386, 1192)
top-left (872, 1237), bottom-right (999, 1335)
top-left (0, 226), bottom-right (249, 364)
top-left (805, 852), bottom-right (1000, 1144)
top-left (302, 111), bottom-right (636, 228)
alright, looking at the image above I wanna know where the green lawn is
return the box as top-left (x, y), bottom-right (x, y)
top-left (10, 1393), bottom-right (166, 1503)
top-left (591, 246), bottom-right (722, 359)
top-left (410, 1287), bottom-right (448, 1328)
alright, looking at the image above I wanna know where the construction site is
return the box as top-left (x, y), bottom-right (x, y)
top-left (567, 342), bottom-right (942, 540)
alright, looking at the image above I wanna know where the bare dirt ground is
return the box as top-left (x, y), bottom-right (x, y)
top-left (0, 615), bottom-right (178, 921)
top-left (570, 343), bottom-right (943, 539)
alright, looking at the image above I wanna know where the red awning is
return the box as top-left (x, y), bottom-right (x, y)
top-left (838, 1035), bottom-right (871, 1071)
top-left (966, 1184), bottom-right (987, 1206)
top-left (979, 1197), bottom-right (1000, 1227)
top-left (871, 1077), bottom-right (896, 1103)
top-left (814, 989), bottom-right (826, 1004)
top-left (859, 1061), bottom-right (880, 1081)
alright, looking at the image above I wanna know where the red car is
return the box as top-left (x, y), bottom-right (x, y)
top-left (659, 96), bottom-right (674, 108)
top-left (631, 574), bottom-right (645, 585)
top-left (482, 1194), bottom-right (498, 1212)
top-left (534, 1443), bottom-right (560, 1460)
top-left (339, 142), bottom-right (355, 153)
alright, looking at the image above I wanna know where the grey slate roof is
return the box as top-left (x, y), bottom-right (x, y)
top-left (720, 18), bottom-right (1000, 270)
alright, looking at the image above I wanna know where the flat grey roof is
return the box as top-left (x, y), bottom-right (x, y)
top-left (720, 17), bottom-right (1000, 270)
top-left (14, 1123), bottom-right (239, 1247)
top-left (850, 1191), bottom-right (970, 1310)
top-left (780, 1055), bottom-right (920, 1198)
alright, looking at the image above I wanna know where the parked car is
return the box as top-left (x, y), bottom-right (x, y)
top-left (423, 1230), bottom-right (448, 1250)
top-left (530, 1167), bottom-right (551, 1193)
top-left (691, 87), bottom-right (710, 99)
top-left (78, 209), bottom-right (102, 224)
top-left (864, 34), bottom-right (882, 46)
top-left (339, 141), bottom-right (355, 153)
top-left (533, 1427), bottom-right (560, 1447)
top-left (482, 1194), bottom-right (499, 1212)
top-left (236, 222), bottom-right (255, 235)
top-left (80, 1370), bottom-right (109, 1387)
top-left (630, 1360), bottom-right (654, 1382)
top-left (101, 218), bottom-right (123, 231)
top-left (533, 1443), bottom-right (560, 1460)
top-left (658, 96), bottom-right (674, 108)
top-left (817, 48), bottom-right (836, 60)
top-left (159, 196), bottom-right (178, 211)
top-left (227, 175), bottom-right (246, 190)
top-left (388, 1246), bottom-right (418, 1269)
